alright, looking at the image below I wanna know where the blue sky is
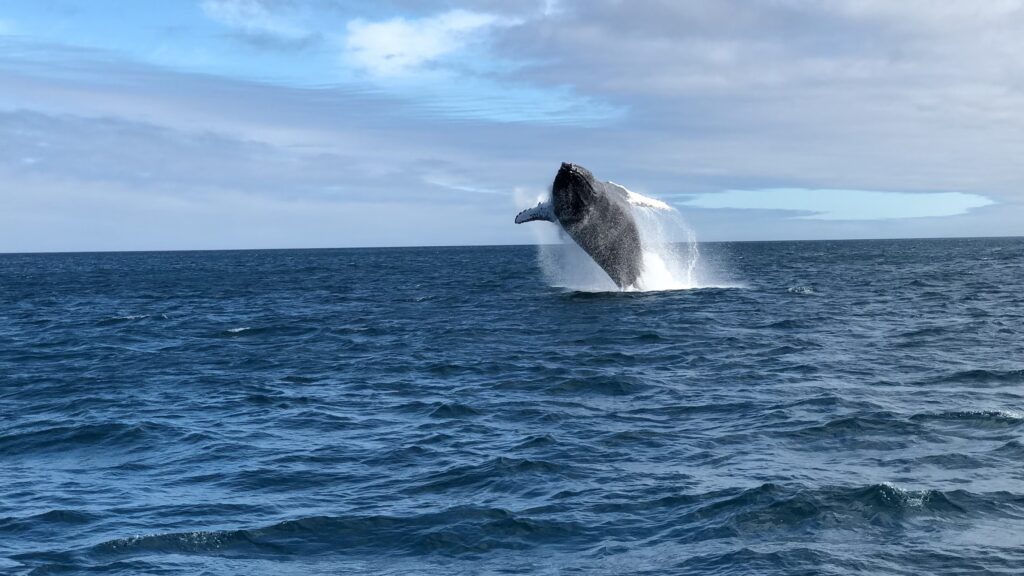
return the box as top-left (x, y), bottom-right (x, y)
top-left (1, 0), bottom-right (1021, 251)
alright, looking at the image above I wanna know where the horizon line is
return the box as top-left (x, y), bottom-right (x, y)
top-left (1, 234), bottom-right (1021, 256)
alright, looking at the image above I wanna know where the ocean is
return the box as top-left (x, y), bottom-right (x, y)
top-left (1, 237), bottom-right (1023, 575)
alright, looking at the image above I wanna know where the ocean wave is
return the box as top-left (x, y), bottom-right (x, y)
top-left (87, 507), bottom-right (584, 558)
top-left (895, 325), bottom-right (951, 339)
top-left (910, 410), bottom-right (1024, 426)
top-left (990, 439), bottom-right (1024, 458)
top-left (910, 452), bottom-right (989, 469)
top-left (20, 483), bottom-right (1016, 571)
top-left (651, 482), bottom-right (984, 542)
top-left (98, 314), bottom-right (150, 324)
top-left (923, 369), bottom-right (1024, 386)
top-left (779, 413), bottom-right (926, 449)
top-left (408, 457), bottom-right (573, 495)
top-left (0, 421), bottom-right (179, 455)
top-left (427, 402), bottom-right (482, 419)
top-left (0, 509), bottom-right (97, 533)
top-left (548, 375), bottom-right (652, 396)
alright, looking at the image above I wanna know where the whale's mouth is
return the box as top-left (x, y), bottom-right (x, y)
top-left (553, 162), bottom-right (597, 218)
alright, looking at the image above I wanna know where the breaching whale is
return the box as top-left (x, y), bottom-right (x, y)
top-left (515, 163), bottom-right (670, 289)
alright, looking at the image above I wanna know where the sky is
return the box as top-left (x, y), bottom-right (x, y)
top-left (1, 0), bottom-right (1022, 252)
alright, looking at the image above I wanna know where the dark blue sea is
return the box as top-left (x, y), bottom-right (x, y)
top-left (2, 238), bottom-right (1023, 575)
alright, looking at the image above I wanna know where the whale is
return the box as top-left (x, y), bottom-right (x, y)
top-left (516, 163), bottom-right (670, 289)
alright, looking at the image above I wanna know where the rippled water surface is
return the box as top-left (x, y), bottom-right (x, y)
top-left (2, 238), bottom-right (1023, 575)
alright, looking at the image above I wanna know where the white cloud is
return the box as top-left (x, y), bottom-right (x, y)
top-left (831, 0), bottom-right (1024, 27)
top-left (542, 0), bottom-right (562, 17)
top-left (344, 10), bottom-right (514, 77)
top-left (335, 9), bottom-right (617, 123)
top-left (682, 189), bottom-right (995, 220)
top-left (200, 0), bottom-right (310, 42)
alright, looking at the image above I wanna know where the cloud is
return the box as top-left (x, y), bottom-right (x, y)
top-left (4, 0), bottom-right (1024, 250)
top-left (200, 0), bottom-right (315, 44)
top-left (0, 165), bottom-right (513, 252)
top-left (0, 108), bottom-right (528, 252)
top-left (681, 189), bottom-right (996, 220)
top-left (337, 8), bottom-right (619, 124)
top-left (483, 1), bottom-right (1024, 196)
top-left (193, 3), bottom-right (619, 124)
top-left (343, 9), bottom-right (514, 77)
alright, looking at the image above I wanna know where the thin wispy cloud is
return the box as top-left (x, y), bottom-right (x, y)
top-left (199, 2), bottom-right (619, 123)
top-left (201, 0), bottom-right (314, 44)
top-left (344, 10), bottom-right (514, 77)
top-left (682, 189), bottom-right (995, 221)
top-left (337, 8), bottom-right (619, 124)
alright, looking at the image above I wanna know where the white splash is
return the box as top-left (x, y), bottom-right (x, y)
top-left (526, 200), bottom-right (714, 293)
top-left (609, 182), bottom-right (673, 211)
top-left (630, 205), bottom-right (702, 291)
top-left (111, 314), bottom-right (149, 321)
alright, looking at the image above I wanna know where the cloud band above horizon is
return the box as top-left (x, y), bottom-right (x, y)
top-left (1, 0), bottom-right (1022, 251)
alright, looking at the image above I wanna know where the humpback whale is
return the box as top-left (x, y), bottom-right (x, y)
top-left (516, 163), bottom-right (669, 289)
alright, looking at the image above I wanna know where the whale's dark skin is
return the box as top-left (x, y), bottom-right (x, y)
top-left (516, 163), bottom-right (643, 289)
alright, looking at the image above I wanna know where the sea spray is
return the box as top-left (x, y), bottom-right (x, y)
top-left (632, 205), bottom-right (702, 291)
top-left (521, 199), bottom-right (706, 292)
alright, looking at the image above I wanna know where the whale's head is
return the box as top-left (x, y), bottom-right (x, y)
top-left (551, 162), bottom-right (598, 224)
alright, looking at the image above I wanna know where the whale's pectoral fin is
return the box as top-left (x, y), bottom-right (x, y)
top-left (515, 201), bottom-right (556, 224)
